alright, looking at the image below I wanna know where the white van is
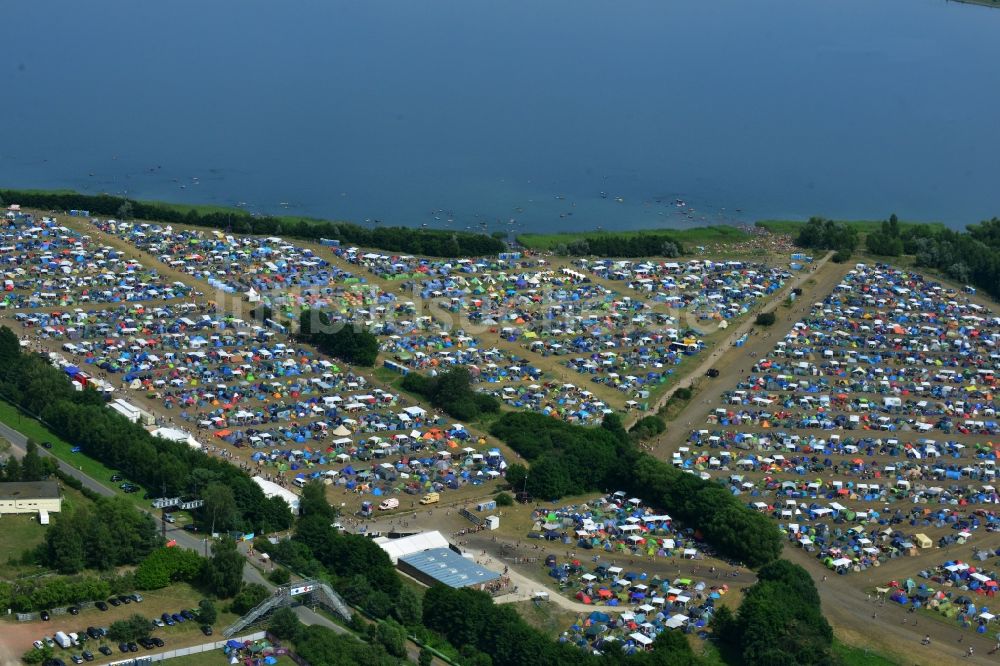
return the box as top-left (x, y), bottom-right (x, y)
top-left (378, 498), bottom-right (399, 511)
top-left (292, 477), bottom-right (308, 489)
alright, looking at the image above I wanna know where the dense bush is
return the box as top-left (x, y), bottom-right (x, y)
top-left (0, 575), bottom-right (113, 612)
top-left (0, 328), bottom-right (293, 534)
top-left (133, 547), bottom-right (204, 590)
top-left (295, 624), bottom-right (406, 666)
top-left (903, 217), bottom-right (1000, 299)
top-left (401, 367), bottom-right (499, 421)
top-left (43, 497), bottom-right (160, 574)
top-left (629, 415), bottom-right (667, 441)
top-left (715, 560), bottom-right (834, 665)
top-left (268, 606), bottom-right (302, 640)
top-left (0, 188), bottom-right (504, 258)
top-left (230, 583), bottom-right (270, 615)
top-left (755, 311), bottom-right (776, 326)
top-left (423, 585), bottom-right (699, 666)
top-left (865, 214), bottom-right (904, 257)
top-left (491, 412), bottom-right (782, 567)
top-left (108, 614), bottom-right (153, 642)
top-left (552, 234), bottom-right (685, 258)
top-left (297, 310), bottom-right (379, 367)
top-left (490, 412), bottom-right (632, 499)
top-left (795, 217), bottom-right (858, 256)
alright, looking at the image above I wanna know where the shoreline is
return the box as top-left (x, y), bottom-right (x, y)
top-left (0, 186), bottom-right (952, 251)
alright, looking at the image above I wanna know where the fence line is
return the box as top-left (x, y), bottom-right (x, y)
top-left (106, 631), bottom-right (266, 665)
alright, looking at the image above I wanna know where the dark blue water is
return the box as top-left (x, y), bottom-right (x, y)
top-left (2, 0), bottom-right (999, 233)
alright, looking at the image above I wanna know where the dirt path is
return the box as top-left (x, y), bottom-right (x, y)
top-left (649, 255), bottom-right (849, 453)
top-left (636, 252), bottom-right (838, 430)
top-left (648, 255), bottom-right (1000, 664)
top-left (784, 545), bottom-right (998, 665)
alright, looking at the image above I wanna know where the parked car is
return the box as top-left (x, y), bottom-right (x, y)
top-left (171, 613), bottom-right (185, 623)
top-left (180, 609), bottom-right (196, 620)
top-left (107, 598), bottom-right (121, 607)
top-left (131, 594), bottom-right (143, 603)
top-left (85, 627), bottom-right (100, 640)
top-left (68, 606), bottom-right (80, 615)
top-left (127, 642), bottom-right (138, 653)
top-left (33, 640), bottom-right (44, 650)
top-left (152, 637), bottom-right (164, 647)
top-left (95, 601), bottom-right (108, 612)
top-left (81, 651), bottom-right (94, 662)
top-left (40, 610), bottom-right (51, 621)
top-left (200, 625), bottom-right (213, 636)
top-left (118, 643), bottom-right (129, 653)
top-left (117, 595), bottom-right (132, 605)
top-left (98, 647), bottom-right (112, 657)
top-left (70, 656), bottom-right (83, 664)
top-left (110, 474), bottom-right (123, 482)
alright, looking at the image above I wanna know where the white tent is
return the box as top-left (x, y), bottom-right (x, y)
top-left (151, 427), bottom-right (201, 449)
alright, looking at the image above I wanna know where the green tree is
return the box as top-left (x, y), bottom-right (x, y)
top-left (364, 590), bottom-right (393, 619)
top-left (0, 326), bottom-right (21, 383)
top-left (4, 455), bottom-right (22, 482)
top-left (268, 567), bottom-right (291, 585)
top-left (755, 312), bottom-right (776, 326)
top-left (22, 645), bottom-right (51, 664)
top-left (268, 606), bottom-right (301, 640)
top-left (504, 464), bottom-right (527, 494)
top-left (601, 412), bottom-right (628, 443)
top-left (202, 482), bottom-right (240, 534)
top-left (21, 440), bottom-right (44, 481)
top-left (393, 586), bottom-right (422, 627)
top-left (108, 613), bottom-right (151, 642)
top-left (205, 538), bottom-right (245, 599)
top-left (46, 512), bottom-right (86, 574)
top-left (376, 619), bottom-right (407, 657)
top-left (231, 583), bottom-right (269, 615)
top-left (494, 492), bottom-right (513, 507)
top-left (418, 648), bottom-right (434, 666)
top-left (299, 480), bottom-right (336, 522)
top-left (117, 200), bottom-right (133, 221)
top-left (198, 599), bottom-right (218, 625)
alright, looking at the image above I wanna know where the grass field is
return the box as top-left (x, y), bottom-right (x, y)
top-left (0, 484), bottom-right (97, 578)
top-left (0, 513), bottom-right (48, 577)
top-left (754, 219), bottom-right (947, 235)
top-left (0, 401), bottom-right (118, 483)
top-left (516, 225), bottom-right (751, 251)
top-left (831, 638), bottom-right (902, 666)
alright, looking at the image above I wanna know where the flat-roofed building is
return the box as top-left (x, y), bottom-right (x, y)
top-left (0, 481), bottom-right (62, 516)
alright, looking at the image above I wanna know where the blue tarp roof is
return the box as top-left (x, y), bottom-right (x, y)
top-left (399, 548), bottom-right (501, 588)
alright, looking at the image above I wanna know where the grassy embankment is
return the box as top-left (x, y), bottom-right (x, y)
top-left (516, 225), bottom-right (752, 251)
top-left (754, 219), bottom-right (947, 235)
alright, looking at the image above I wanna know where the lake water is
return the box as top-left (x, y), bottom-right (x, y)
top-left (2, 0), bottom-right (999, 234)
